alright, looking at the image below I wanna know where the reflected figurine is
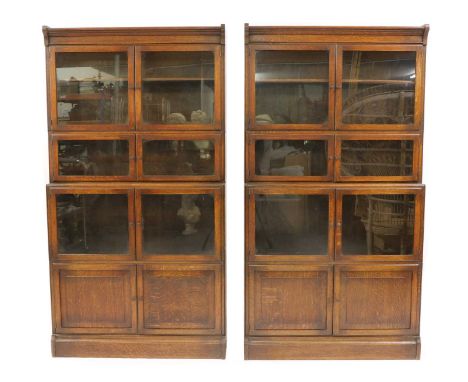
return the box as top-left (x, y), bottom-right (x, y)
top-left (177, 195), bottom-right (201, 235)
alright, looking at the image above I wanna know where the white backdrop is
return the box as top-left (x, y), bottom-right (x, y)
top-left (0, 0), bottom-right (467, 380)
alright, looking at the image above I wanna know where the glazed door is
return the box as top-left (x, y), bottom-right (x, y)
top-left (137, 263), bottom-right (223, 335)
top-left (335, 186), bottom-right (424, 262)
top-left (135, 45), bottom-right (222, 130)
top-left (48, 46), bottom-right (135, 131)
top-left (135, 185), bottom-right (224, 262)
top-left (49, 133), bottom-right (136, 181)
top-left (52, 263), bottom-right (137, 334)
top-left (246, 186), bottom-right (334, 262)
top-left (335, 133), bottom-right (422, 182)
top-left (248, 44), bottom-right (335, 130)
top-left (246, 132), bottom-right (334, 181)
top-left (47, 186), bottom-right (135, 261)
top-left (247, 264), bottom-right (333, 336)
top-left (336, 45), bottom-right (424, 130)
top-left (137, 132), bottom-right (224, 181)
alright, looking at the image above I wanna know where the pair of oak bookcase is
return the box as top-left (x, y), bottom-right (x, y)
top-left (43, 24), bottom-right (428, 360)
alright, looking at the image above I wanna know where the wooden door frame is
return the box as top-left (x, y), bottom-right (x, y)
top-left (246, 184), bottom-right (335, 262)
top-left (48, 45), bottom-right (135, 131)
top-left (136, 131), bottom-right (224, 181)
top-left (335, 185), bottom-right (424, 262)
top-left (134, 184), bottom-right (224, 262)
top-left (247, 43), bottom-right (336, 131)
top-left (49, 132), bottom-right (136, 182)
top-left (135, 44), bottom-right (223, 131)
top-left (334, 131), bottom-right (422, 182)
top-left (46, 185), bottom-right (136, 261)
top-left (335, 44), bottom-right (425, 131)
top-left (246, 131), bottom-right (334, 182)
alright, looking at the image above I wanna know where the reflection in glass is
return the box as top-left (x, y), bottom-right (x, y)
top-left (142, 194), bottom-right (214, 254)
top-left (56, 52), bottom-right (128, 125)
top-left (255, 51), bottom-right (329, 124)
top-left (255, 194), bottom-right (328, 254)
top-left (342, 194), bottom-right (415, 255)
top-left (342, 51), bottom-right (416, 124)
top-left (142, 139), bottom-right (214, 176)
top-left (255, 140), bottom-right (327, 176)
top-left (142, 52), bottom-right (214, 124)
top-left (58, 140), bottom-right (129, 176)
top-left (56, 194), bottom-right (128, 254)
top-left (341, 140), bottom-right (414, 177)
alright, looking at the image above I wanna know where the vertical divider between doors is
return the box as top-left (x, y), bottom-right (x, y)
top-left (331, 188), bottom-right (337, 334)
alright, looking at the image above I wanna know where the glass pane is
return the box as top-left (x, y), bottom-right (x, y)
top-left (342, 51), bottom-right (416, 124)
top-left (255, 140), bottom-right (327, 176)
top-left (341, 140), bottom-right (414, 177)
top-left (142, 194), bottom-right (214, 254)
top-left (255, 194), bottom-right (328, 254)
top-left (56, 52), bottom-right (128, 125)
top-left (342, 194), bottom-right (415, 255)
top-left (142, 52), bottom-right (214, 124)
top-left (56, 194), bottom-right (128, 254)
top-left (58, 140), bottom-right (129, 176)
top-left (255, 50), bottom-right (329, 125)
top-left (142, 139), bottom-right (214, 176)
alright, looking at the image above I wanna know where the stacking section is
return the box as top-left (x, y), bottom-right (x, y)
top-left (44, 26), bottom-right (225, 358)
top-left (245, 25), bottom-right (428, 360)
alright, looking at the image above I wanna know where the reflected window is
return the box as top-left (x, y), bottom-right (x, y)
top-left (56, 52), bottom-right (128, 125)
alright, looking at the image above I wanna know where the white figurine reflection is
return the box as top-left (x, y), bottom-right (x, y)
top-left (177, 195), bottom-right (201, 235)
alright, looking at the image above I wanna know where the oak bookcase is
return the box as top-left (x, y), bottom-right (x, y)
top-left (244, 24), bottom-right (428, 360)
top-left (44, 26), bottom-right (225, 358)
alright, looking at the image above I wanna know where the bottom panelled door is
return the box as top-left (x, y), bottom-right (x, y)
top-left (247, 264), bottom-right (333, 336)
top-left (137, 264), bottom-right (223, 335)
top-left (52, 263), bottom-right (137, 334)
top-left (334, 263), bottom-right (421, 335)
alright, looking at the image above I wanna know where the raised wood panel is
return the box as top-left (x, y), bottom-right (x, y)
top-left (52, 264), bottom-right (137, 334)
top-left (138, 264), bottom-right (222, 335)
top-left (248, 265), bottom-right (333, 335)
top-left (334, 264), bottom-right (421, 335)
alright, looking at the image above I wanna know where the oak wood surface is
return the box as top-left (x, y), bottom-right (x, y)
top-left (45, 26), bottom-right (225, 358)
top-left (245, 25), bottom-right (427, 360)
